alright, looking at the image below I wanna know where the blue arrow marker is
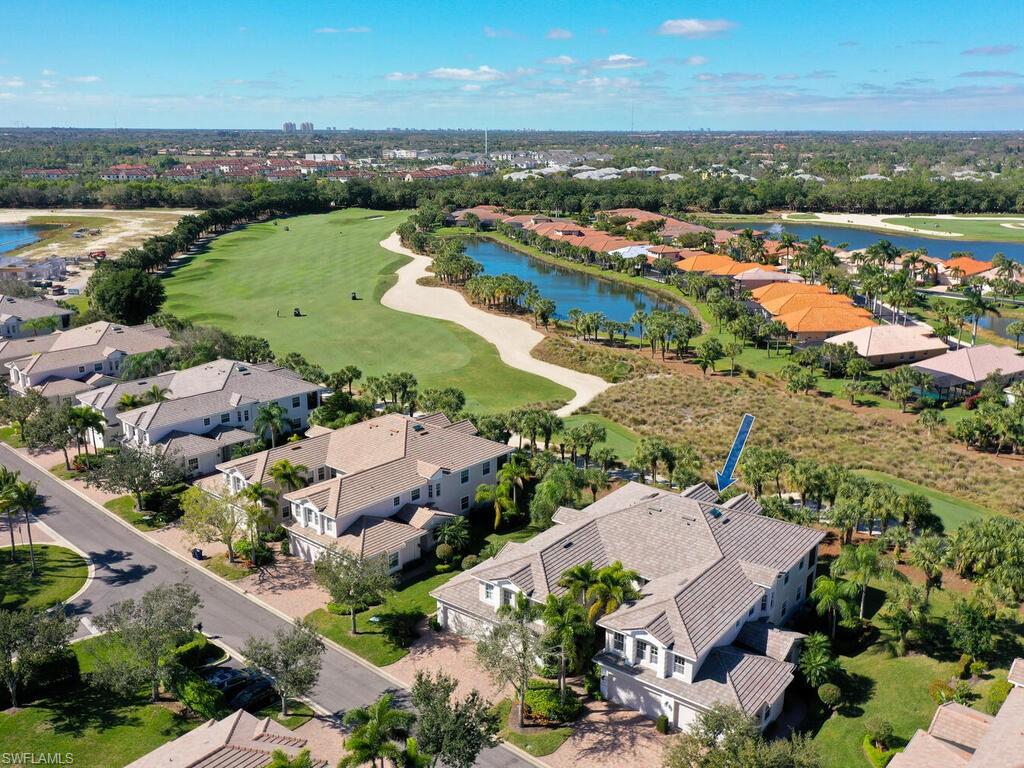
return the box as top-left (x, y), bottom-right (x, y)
top-left (715, 413), bottom-right (756, 493)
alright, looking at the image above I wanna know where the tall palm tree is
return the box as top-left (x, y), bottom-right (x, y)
top-left (906, 533), bottom-right (948, 605)
top-left (559, 561), bottom-right (600, 611)
top-left (810, 575), bottom-right (857, 637)
top-left (0, 466), bottom-right (20, 562)
top-left (830, 541), bottom-right (899, 619)
top-left (581, 467), bottom-right (610, 502)
top-left (543, 594), bottom-right (590, 700)
top-left (339, 693), bottom-right (416, 768)
top-left (142, 384), bottom-right (170, 404)
top-left (434, 516), bottom-right (471, 553)
top-left (475, 480), bottom-right (516, 530)
top-left (268, 459), bottom-right (308, 494)
top-left (10, 480), bottom-right (40, 577)
top-left (586, 561), bottom-right (640, 624)
top-left (254, 402), bottom-right (289, 448)
top-left (70, 407), bottom-right (106, 455)
top-left (961, 285), bottom-right (999, 345)
top-left (241, 483), bottom-right (275, 553)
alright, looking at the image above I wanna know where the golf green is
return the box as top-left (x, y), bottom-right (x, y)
top-left (162, 209), bottom-right (571, 412)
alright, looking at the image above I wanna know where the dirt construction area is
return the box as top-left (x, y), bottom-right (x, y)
top-left (0, 207), bottom-right (195, 261)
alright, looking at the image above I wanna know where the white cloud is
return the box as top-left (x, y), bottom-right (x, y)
top-left (483, 26), bottom-right (515, 39)
top-left (683, 55), bottom-right (708, 66)
top-left (386, 71), bottom-right (419, 81)
top-left (314, 27), bottom-right (339, 34)
top-left (41, 68), bottom-right (57, 76)
top-left (598, 54), bottom-right (646, 70)
top-left (38, 80), bottom-right (57, 89)
top-left (544, 55), bottom-right (576, 66)
top-left (345, 26), bottom-right (371, 33)
top-left (962, 44), bottom-right (1018, 56)
top-left (546, 28), bottom-right (573, 40)
top-left (0, 76), bottom-right (25, 88)
top-left (66, 75), bottom-right (101, 83)
top-left (428, 65), bottom-right (506, 81)
top-left (461, 84), bottom-right (482, 92)
top-left (658, 18), bottom-right (736, 38)
top-left (696, 72), bottom-right (764, 83)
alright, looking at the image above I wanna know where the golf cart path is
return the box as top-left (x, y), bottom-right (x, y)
top-left (379, 233), bottom-right (610, 417)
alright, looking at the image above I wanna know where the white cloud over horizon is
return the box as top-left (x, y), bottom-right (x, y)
top-left (658, 19), bottom-right (736, 38)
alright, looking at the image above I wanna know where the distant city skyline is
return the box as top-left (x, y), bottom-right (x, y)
top-left (2, 0), bottom-right (1023, 131)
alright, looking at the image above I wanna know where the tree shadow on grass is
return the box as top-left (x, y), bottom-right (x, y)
top-left (376, 608), bottom-right (425, 649)
top-left (836, 671), bottom-right (876, 718)
top-left (41, 683), bottom-right (146, 738)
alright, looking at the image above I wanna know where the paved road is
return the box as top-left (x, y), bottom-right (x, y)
top-left (1, 444), bottom-right (530, 767)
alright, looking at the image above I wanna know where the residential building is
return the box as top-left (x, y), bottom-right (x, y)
top-left (673, 253), bottom-right (741, 274)
top-left (445, 205), bottom-right (507, 229)
top-left (775, 306), bottom-right (875, 343)
top-left (910, 344), bottom-right (1024, 401)
top-left (100, 163), bottom-right (156, 181)
top-left (77, 359), bottom-right (327, 476)
top-left (6, 321), bottom-right (176, 398)
top-left (125, 709), bottom-right (327, 768)
top-left (825, 325), bottom-right (950, 366)
top-left (0, 295), bottom-right (73, 338)
top-left (889, 659), bottom-right (1024, 767)
top-left (208, 412), bottom-right (512, 571)
top-left (733, 268), bottom-right (804, 291)
top-left (433, 482), bottom-right (824, 731)
top-left (940, 256), bottom-right (996, 285)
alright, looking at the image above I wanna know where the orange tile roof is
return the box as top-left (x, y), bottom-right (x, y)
top-left (750, 282), bottom-right (830, 302)
top-left (777, 306), bottom-right (875, 334)
top-left (675, 253), bottom-right (740, 273)
top-left (943, 256), bottom-right (993, 277)
top-left (710, 261), bottom-right (778, 277)
top-left (759, 292), bottom-right (854, 316)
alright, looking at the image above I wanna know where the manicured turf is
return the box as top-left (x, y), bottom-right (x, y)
top-left (881, 215), bottom-right (1024, 242)
top-left (103, 495), bottom-right (162, 531)
top-left (855, 470), bottom-right (992, 530)
top-left (787, 213), bottom-right (820, 221)
top-left (0, 425), bottom-right (26, 448)
top-left (254, 700), bottom-right (315, 730)
top-left (561, 414), bottom-right (639, 459)
top-left (0, 544), bottom-right (89, 610)
top-left (0, 637), bottom-right (197, 767)
top-left (204, 553), bottom-right (253, 580)
top-left (162, 209), bottom-right (570, 413)
top-left (492, 699), bottom-right (573, 756)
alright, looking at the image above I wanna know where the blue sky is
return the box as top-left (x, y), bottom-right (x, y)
top-left (2, 0), bottom-right (1023, 130)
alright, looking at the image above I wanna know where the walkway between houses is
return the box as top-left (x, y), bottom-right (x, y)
top-left (379, 233), bottom-right (611, 417)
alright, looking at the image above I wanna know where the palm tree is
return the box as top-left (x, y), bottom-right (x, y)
top-left (254, 402), bottom-right (289, 448)
top-left (830, 541), bottom-right (899, 619)
top-left (586, 561), bottom-right (640, 624)
top-left (543, 594), bottom-right (590, 700)
top-left (142, 384), bottom-right (170, 404)
top-left (799, 633), bottom-right (839, 687)
top-left (339, 693), bottom-right (416, 768)
top-left (0, 466), bottom-right (20, 561)
top-left (961, 284), bottom-right (998, 345)
top-left (267, 750), bottom-right (315, 768)
top-left (559, 561), bottom-right (600, 611)
top-left (268, 459), bottom-right (308, 493)
top-left (581, 467), bottom-right (610, 502)
top-left (810, 575), bottom-right (857, 637)
top-left (241, 483), bottom-right (275, 554)
top-left (880, 582), bottom-right (926, 657)
top-left (906, 533), bottom-right (948, 605)
top-left (629, 309), bottom-right (648, 350)
top-left (10, 480), bottom-right (40, 576)
top-left (434, 516), bottom-right (471, 554)
top-left (117, 393), bottom-right (145, 412)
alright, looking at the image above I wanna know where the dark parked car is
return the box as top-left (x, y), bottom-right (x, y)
top-left (228, 678), bottom-right (275, 711)
top-left (203, 666), bottom-right (250, 692)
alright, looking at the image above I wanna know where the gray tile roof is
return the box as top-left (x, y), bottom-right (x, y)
top-left (10, 322), bottom-right (176, 377)
top-left (0, 334), bottom-right (57, 366)
top-left (0, 294), bottom-right (72, 322)
top-left (736, 621), bottom-right (805, 662)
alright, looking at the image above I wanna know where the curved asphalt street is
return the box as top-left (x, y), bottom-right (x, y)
top-left (0, 444), bottom-right (530, 767)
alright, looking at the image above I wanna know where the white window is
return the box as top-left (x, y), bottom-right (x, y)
top-left (484, 583), bottom-right (494, 600)
top-left (612, 633), bottom-right (624, 652)
top-left (501, 588), bottom-right (513, 606)
top-left (324, 518), bottom-right (334, 533)
top-left (461, 496), bottom-right (470, 511)
top-left (221, 413), bottom-right (230, 423)
top-left (187, 458), bottom-right (199, 471)
top-left (460, 469), bottom-right (469, 484)
top-left (78, 366), bottom-right (85, 373)
top-left (411, 488), bottom-right (421, 501)
top-left (393, 496), bottom-right (400, 507)
top-left (94, 363), bottom-right (103, 372)
top-left (761, 595), bottom-right (768, 611)
top-left (435, 482), bottom-right (441, 496)
top-left (318, 467), bottom-right (325, 481)
top-left (292, 396), bottom-right (300, 408)
top-left (674, 655), bottom-right (686, 675)
top-left (427, 484), bottom-right (433, 499)
top-left (649, 645), bottom-right (659, 664)
top-left (388, 551), bottom-right (399, 570)
top-left (635, 640), bottom-right (647, 662)
top-left (482, 461), bottom-right (491, 475)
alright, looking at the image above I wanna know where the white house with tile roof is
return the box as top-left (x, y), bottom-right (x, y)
top-left (0, 294), bottom-right (73, 338)
top-left (77, 358), bottom-right (327, 477)
top-left (433, 482), bottom-right (824, 731)
top-left (206, 412), bottom-right (512, 572)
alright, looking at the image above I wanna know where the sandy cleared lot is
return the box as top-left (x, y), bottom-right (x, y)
top-left (0, 207), bottom-right (195, 261)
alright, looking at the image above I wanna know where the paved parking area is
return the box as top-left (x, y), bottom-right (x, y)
top-left (384, 624), bottom-right (509, 701)
top-left (544, 699), bottom-right (668, 768)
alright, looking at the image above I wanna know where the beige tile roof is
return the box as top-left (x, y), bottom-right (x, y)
top-left (968, 685), bottom-right (1024, 767)
top-left (825, 324), bottom-right (949, 358)
top-left (911, 344), bottom-right (1024, 387)
top-left (1009, 658), bottom-right (1024, 687)
top-left (0, 334), bottom-right (57, 366)
top-left (0, 295), bottom-right (72, 322)
top-left (736, 621), bottom-right (805, 662)
top-left (888, 729), bottom-right (970, 768)
top-left (11, 321), bottom-right (175, 377)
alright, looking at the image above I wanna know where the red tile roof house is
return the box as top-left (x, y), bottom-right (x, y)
top-left (445, 205), bottom-right (508, 229)
top-left (433, 482), bottom-right (824, 732)
top-left (910, 343), bottom-right (1024, 401)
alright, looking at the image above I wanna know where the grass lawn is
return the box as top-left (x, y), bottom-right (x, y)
top-left (492, 699), bottom-right (573, 757)
top-left (0, 636), bottom-right (197, 767)
top-left (854, 470), bottom-right (992, 530)
top-left (162, 209), bottom-right (570, 413)
top-left (0, 425), bottom-right (26, 448)
top-left (61, 294), bottom-right (89, 313)
top-left (0, 544), bottom-right (89, 610)
top-left (103, 495), bottom-right (163, 531)
top-left (306, 570), bottom-right (460, 666)
top-left (254, 700), bottom-right (315, 730)
top-left (561, 414), bottom-right (639, 459)
top-left (787, 213), bottom-right (821, 221)
top-left (203, 553), bottom-right (253, 581)
top-left (881, 215), bottom-right (1024, 243)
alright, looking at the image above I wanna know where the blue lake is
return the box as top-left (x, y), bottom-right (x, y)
top-left (0, 223), bottom-right (44, 256)
top-left (465, 239), bottom-right (678, 328)
top-left (726, 220), bottom-right (1024, 264)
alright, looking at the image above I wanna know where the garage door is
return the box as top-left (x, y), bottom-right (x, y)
top-left (605, 674), bottom-right (661, 719)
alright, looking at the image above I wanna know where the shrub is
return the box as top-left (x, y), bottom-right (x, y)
top-left (435, 543), bottom-right (454, 563)
top-left (583, 665), bottom-right (602, 699)
top-left (524, 680), bottom-right (583, 723)
top-left (655, 714), bottom-right (670, 734)
top-left (172, 635), bottom-right (210, 669)
top-left (379, 611), bottom-right (421, 648)
top-left (461, 554), bottom-right (480, 570)
top-left (929, 679), bottom-right (955, 704)
top-left (862, 734), bottom-right (899, 768)
top-left (954, 653), bottom-right (973, 680)
top-left (951, 680), bottom-right (974, 705)
top-left (963, 394), bottom-right (981, 410)
top-left (234, 539), bottom-right (273, 566)
top-left (2, 649), bottom-right (82, 707)
top-left (327, 602), bottom-right (346, 615)
top-left (970, 661), bottom-right (987, 678)
top-left (262, 525), bottom-right (287, 542)
top-left (435, 563), bottom-right (454, 574)
top-left (985, 679), bottom-right (1013, 714)
top-left (279, 538), bottom-right (290, 557)
top-left (865, 717), bottom-right (894, 751)
top-left (428, 617), bottom-right (442, 632)
top-left (818, 682), bottom-right (842, 711)
top-left (174, 670), bottom-right (224, 719)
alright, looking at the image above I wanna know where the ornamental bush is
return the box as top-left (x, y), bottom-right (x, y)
top-left (461, 554), bottom-right (480, 570)
top-left (435, 543), bottom-right (454, 563)
top-left (954, 653), bottom-right (973, 679)
top-left (929, 678), bottom-right (955, 704)
top-left (818, 682), bottom-right (842, 711)
top-left (524, 680), bottom-right (583, 723)
top-left (655, 715), bottom-right (670, 734)
top-left (865, 717), bottom-right (894, 750)
top-left (171, 634), bottom-right (210, 669)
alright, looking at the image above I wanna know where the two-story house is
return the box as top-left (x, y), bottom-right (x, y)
top-left (6, 321), bottom-right (176, 400)
top-left (80, 359), bottom-right (327, 477)
top-left (206, 412), bottom-right (512, 572)
top-left (0, 295), bottom-right (73, 338)
top-left (433, 481), bottom-right (824, 731)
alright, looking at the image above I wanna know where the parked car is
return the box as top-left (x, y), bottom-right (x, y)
top-left (203, 666), bottom-right (250, 692)
top-left (228, 678), bottom-right (275, 711)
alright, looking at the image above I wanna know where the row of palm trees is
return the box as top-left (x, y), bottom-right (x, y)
top-left (1, 467), bottom-right (41, 577)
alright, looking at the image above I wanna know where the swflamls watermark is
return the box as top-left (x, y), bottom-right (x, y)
top-left (1, 755), bottom-right (74, 766)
